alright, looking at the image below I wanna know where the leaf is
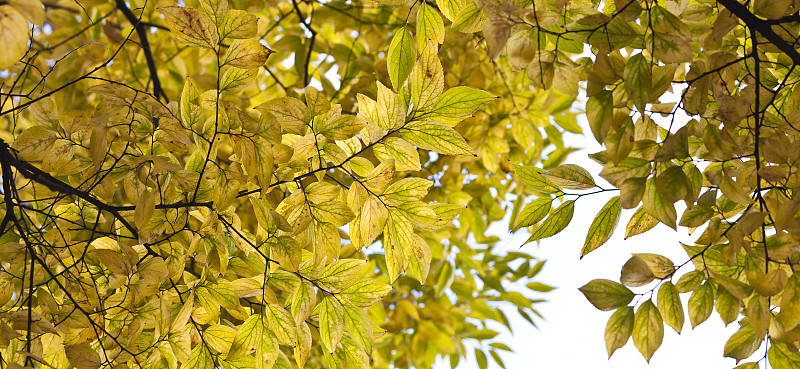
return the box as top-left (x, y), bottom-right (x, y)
top-left (224, 39), bottom-right (273, 69)
top-left (376, 81), bottom-right (406, 131)
top-left (416, 3), bottom-right (445, 50)
top-left (384, 210), bottom-right (414, 282)
top-left (400, 120), bottom-right (473, 155)
top-left (410, 41), bottom-right (444, 112)
top-left (656, 282), bottom-right (684, 334)
top-left (688, 282), bottom-right (714, 328)
top-left (526, 282), bottom-right (556, 292)
top-left (65, 345), bottom-right (102, 369)
top-left (220, 9), bottom-right (258, 39)
top-left (340, 279), bottom-right (392, 307)
top-left (428, 86), bottom-right (496, 117)
top-left (542, 164), bottom-right (596, 190)
top-left (227, 314), bottom-right (264, 361)
top-left (388, 27), bottom-right (416, 90)
top-left (632, 300), bottom-right (663, 362)
top-left (317, 114), bottom-right (365, 141)
top-left (160, 6), bottom-right (219, 49)
top-left (524, 200), bottom-right (574, 243)
top-left (605, 306), bottom-right (634, 358)
top-left (316, 259), bottom-right (366, 291)
top-left (512, 197), bottom-right (553, 230)
top-left (6, 0), bottom-right (44, 25)
top-left (724, 325), bottom-right (763, 363)
top-left (768, 341), bottom-right (800, 369)
top-left (581, 196), bottom-right (621, 258)
top-left (643, 178), bottom-right (677, 229)
top-left (579, 279), bottom-right (635, 311)
top-left (319, 296), bottom-right (345, 353)
top-left (780, 273), bottom-right (800, 331)
top-left (625, 207), bottom-right (659, 239)
top-left (516, 166), bottom-right (560, 193)
top-left (0, 6), bottom-right (28, 69)
top-left (620, 255), bottom-right (655, 287)
top-left (265, 304), bottom-right (298, 346)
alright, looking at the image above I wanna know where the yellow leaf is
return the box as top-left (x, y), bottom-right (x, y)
top-left (0, 6), bottom-right (28, 69)
top-left (159, 6), bottom-right (219, 49)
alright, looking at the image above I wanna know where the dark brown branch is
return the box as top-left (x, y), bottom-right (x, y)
top-left (717, 0), bottom-right (800, 65)
top-left (115, 0), bottom-right (168, 102)
top-left (0, 140), bottom-right (139, 239)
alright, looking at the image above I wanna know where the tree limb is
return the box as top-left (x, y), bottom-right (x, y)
top-left (717, 0), bottom-right (800, 65)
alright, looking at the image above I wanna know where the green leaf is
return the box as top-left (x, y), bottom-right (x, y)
top-left (632, 300), bottom-right (664, 363)
top-left (688, 282), bottom-right (714, 328)
top-left (524, 200), bottom-right (575, 243)
top-left (400, 120), bottom-right (473, 155)
top-left (656, 282), bottom-right (684, 334)
top-left (581, 196), bottom-right (621, 258)
top-left (526, 282), bottom-right (556, 292)
top-left (623, 53), bottom-right (652, 110)
top-left (579, 279), bottom-right (635, 311)
top-left (388, 28), bottom-right (416, 90)
top-left (512, 197), bottom-right (553, 230)
top-left (542, 164), bottom-right (596, 190)
top-left (605, 306), bottom-right (634, 358)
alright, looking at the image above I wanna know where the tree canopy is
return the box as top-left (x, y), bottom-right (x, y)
top-left (2, 0), bottom-right (800, 368)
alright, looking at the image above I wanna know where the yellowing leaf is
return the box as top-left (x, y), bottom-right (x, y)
top-left (688, 282), bottom-right (714, 328)
top-left (625, 207), bottom-right (658, 239)
top-left (605, 306), bottom-right (634, 358)
top-left (410, 41), bottom-right (444, 112)
top-left (525, 200), bottom-right (574, 244)
top-left (376, 81), bottom-right (406, 131)
top-left (512, 197), bottom-right (552, 230)
top-left (656, 282), bottom-right (684, 334)
top-left (515, 165), bottom-right (560, 193)
top-left (400, 120), bottom-right (473, 155)
top-left (724, 325), bottom-right (763, 363)
top-left (581, 196), bottom-right (621, 258)
top-left (316, 259), bottom-right (366, 291)
top-left (416, 4), bottom-right (445, 50)
top-left (225, 39), bottom-right (274, 69)
top-left (65, 345), bottom-right (102, 369)
top-left (579, 279), bottom-right (634, 311)
top-left (341, 279), bottom-right (392, 307)
top-left (632, 300), bottom-right (663, 362)
top-left (0, 6), bottom-right (28, 69)
top-left (220, 9), bottom-right (259, 39)
top-left (643, 178), bottom-right (677, 229)
top-left (227, 314), bottom-right (265, 360)
top-left (160, 6), bottom-right (219, 49)
top-left (319, 296), bottom-right (344, 353)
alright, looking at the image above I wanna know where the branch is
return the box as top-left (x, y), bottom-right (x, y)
top-left (717, 0), bottom-right (800, 65)
top-left (0, 140), bottom-right (139, 239)
top-left (115, 0), bottom-right (168, 102)
top-left (292, 0), bottom-right (317, 87)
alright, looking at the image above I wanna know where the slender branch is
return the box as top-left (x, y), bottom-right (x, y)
top-left (114, 0), bottom-right (168, 102)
